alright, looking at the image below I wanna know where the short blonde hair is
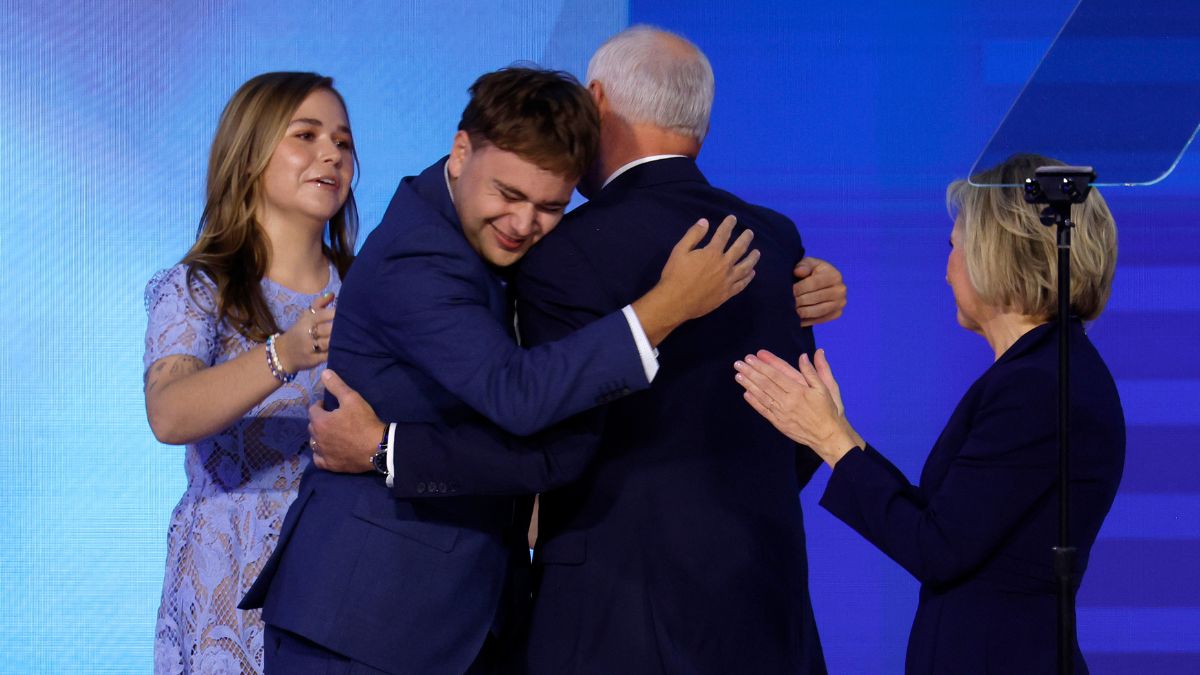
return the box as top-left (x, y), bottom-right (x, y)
top-left (947, 154), bottom-right (1117, 322)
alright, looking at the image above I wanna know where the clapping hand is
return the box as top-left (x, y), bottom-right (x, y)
top-left (734, 348), bottom-right (863, 467)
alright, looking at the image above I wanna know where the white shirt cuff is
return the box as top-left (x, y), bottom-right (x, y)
top-left (385, 422), bottom-right (397, 488)
top-left (621, 304), bottom-right (660, 383)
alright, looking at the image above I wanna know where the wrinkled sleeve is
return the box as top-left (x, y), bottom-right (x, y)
top-left (371, 243), bottom-right (645, 436)
top-left (385, 232), bottom-right (620, 497)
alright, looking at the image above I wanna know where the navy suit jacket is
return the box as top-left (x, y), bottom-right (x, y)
top-left (391, 158), bottom-right (828, 673)
top-left (240, 159), bottom-right (649, 674)
top-left (821, 320), bottom-right (1125, 674)
top-left (518, 158), bottom-right (827, 674)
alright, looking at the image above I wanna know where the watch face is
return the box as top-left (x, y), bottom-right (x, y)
top-left (372, 451), bottom-right (388, 474)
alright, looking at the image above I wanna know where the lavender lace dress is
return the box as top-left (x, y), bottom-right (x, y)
top-left (145, 263), bottom-right (339, 674)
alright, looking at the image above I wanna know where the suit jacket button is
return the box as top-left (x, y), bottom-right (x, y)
top-left (416, 482), bottom-right (426, 494)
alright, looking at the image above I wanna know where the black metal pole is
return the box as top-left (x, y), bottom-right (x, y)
top-left (1052, 217), bottom-right (1077, 675)
top-left (1024, 166), bottom-right (1092, 675)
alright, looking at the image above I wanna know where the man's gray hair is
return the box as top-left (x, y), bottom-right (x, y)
top-left (586, 25), bottom-right (714, 141)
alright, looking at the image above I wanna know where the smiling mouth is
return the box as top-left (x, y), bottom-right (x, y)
top-left (311, 177), bottom-right (339, 189)
top-left (491, 226), bottom-right (526, 252)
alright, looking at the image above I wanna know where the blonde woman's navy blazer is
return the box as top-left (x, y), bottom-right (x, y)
top-left (821, 320), bottom-right (1125, 674)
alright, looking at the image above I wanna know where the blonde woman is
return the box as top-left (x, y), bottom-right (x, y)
top-left (735, 154), bottom-right (1125, 674)
top-left (143, 72), bottom-right (356, 674)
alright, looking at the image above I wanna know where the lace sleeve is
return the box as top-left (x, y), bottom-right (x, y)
top-left (144, 264), bottom-right (219, 371)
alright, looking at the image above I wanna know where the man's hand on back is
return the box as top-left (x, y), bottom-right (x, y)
top-left (309, 369), bottom-right (386, 474)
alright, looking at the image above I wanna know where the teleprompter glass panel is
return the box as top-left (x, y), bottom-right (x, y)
top-left (969, 0), bottom-right (1200, 187)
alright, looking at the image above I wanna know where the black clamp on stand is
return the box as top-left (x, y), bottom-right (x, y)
top-left (1023, 165), bottom-right (1095, 675)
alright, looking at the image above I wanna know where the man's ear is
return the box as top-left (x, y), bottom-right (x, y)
top-left (447, 130), bottom-right (472, 179)
top-left (588, 80), bottom-right (607, 113)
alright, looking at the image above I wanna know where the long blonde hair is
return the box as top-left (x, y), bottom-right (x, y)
top-left (183, 72), bottom-right (358, 341)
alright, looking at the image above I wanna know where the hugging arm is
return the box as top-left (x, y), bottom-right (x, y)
top-left (373, 216), bottom-right (754, 437)
top-left (313, 217), bottom-right (758, 495)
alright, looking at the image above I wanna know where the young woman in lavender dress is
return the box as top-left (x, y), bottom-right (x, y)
top-left (143, 72), bottom-right (357, 674)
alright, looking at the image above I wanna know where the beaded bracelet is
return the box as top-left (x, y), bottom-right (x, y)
top-left (265, 333), bottom-right (296, 383)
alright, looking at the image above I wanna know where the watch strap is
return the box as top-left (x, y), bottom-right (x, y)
top-left (371, 424), bottom-right (390, 475)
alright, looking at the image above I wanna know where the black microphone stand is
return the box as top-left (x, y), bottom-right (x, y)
top-left (1023, 165), bottom-right (1096, 675)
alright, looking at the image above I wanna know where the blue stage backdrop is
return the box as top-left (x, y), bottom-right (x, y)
top-left (0, 1), bottom-right (1196, 673)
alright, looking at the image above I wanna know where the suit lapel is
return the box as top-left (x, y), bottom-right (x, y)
top-left (917, 323), bottom-right (1058, 492)
top-left (406, 156), bottom-right (512, 326)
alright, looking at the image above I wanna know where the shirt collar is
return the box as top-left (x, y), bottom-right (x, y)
top-left (443, 160), bottom-right (455, 206)
top-left (602, 154), bottom-right (688, 189)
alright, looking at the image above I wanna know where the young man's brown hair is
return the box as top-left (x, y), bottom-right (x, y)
top-left (458, 66), bottom-right (599, 181)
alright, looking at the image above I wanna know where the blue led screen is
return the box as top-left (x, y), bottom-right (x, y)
top-left (1, 1), bottom-right (1196, 672)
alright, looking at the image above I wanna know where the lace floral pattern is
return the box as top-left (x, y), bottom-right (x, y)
top-left (146, 264), bottom-right (339, 674)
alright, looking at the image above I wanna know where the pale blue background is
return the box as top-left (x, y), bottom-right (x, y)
top-left (0, 1), bottom-right (1196, 672)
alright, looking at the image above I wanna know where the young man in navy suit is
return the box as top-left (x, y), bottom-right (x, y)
top-left (312, 27), bottom-right (841, 675)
